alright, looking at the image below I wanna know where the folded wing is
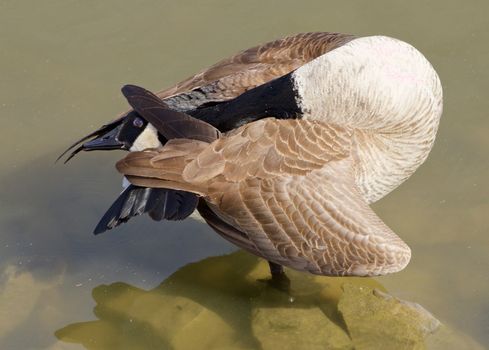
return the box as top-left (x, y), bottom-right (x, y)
top-left (117, 118), bottom-right (411, 276)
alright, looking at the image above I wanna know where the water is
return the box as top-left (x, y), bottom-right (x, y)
top-left (0, 0), bottom-right (488, 348)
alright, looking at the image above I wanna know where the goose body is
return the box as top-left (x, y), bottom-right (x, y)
top-left (61, 32), bottom-right (442, 276)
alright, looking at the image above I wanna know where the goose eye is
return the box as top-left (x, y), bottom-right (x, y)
top-left (133, 117), bottom-right (144, 128)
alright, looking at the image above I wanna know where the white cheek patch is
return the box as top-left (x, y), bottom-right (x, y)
top-left (130, 124), bottom-right (162, 152)
top-left (126, 123), bottom-right (163, 189)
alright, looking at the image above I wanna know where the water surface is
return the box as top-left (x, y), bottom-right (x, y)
top-left (0, 0), bottom-right (488, 349)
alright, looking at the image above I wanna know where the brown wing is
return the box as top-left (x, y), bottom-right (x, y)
top-left (196, 200), bottom-right (264, 259)
top-left (180, 118), bottom-right (352, 183)
top-left (117, 119), bottom-right (411, 276)
top-left (210, 158), bottom-right (411, 276)
top-left (156, 32), bottom-right (355, 104)
top-left (117, 118), bottom-right (353, 185)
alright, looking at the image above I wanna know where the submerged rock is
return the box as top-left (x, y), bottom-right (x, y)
top-left (336, 284), bottom-right (485, 350)
top-left (338, 284), bottom-right (439, 350)
top-left (252, 306), bottom-right (352, 350)
top-left (56, 251), bottom-right (484, 350)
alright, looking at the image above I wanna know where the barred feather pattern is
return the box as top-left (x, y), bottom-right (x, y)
top-left (117, 119), bottom-right (412, 276)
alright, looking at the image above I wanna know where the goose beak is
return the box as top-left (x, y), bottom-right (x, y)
top-left (57, 119), bottom-right (127, 164)
top-left (82, 125), bottom-right (125, 151)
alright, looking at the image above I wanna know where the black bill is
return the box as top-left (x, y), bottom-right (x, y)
top-left (56, 116), bottom-right (126, 164)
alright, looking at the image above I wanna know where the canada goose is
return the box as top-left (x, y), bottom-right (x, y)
top-left (60, 33), bottom-right (442, 276)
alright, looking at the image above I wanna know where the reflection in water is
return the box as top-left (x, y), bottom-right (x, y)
top-left (55, 251), bottom-right (481, 350)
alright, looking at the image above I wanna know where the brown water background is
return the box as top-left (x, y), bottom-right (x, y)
top-left (0, 0), bottom-right (488, 348)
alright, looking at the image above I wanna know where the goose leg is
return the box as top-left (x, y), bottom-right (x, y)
top-left (268, 261), bottom-right (285, 276)
top-left (267, 261), bottom-right (290, 290)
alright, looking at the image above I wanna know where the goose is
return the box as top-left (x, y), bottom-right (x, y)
top-left (60, 32), bottom-right (442, 277)
top-left (59, 33), bottom-right (356, 229)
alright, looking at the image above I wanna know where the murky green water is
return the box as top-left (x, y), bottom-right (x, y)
top-left (0, 0), bottom-right (488, 349)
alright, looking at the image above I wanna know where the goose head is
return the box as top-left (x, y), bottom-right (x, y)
top-left (58, 111), bottom-right (162, 162)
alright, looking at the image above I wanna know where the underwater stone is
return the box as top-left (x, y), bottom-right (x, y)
top-left (252, 306), bottom-right (353, 350)
top-left (338, 284), bottom-right (439, 350)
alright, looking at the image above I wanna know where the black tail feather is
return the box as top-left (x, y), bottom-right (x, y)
top-left (146, 188), bottom-right (198, 221)
top-left (94, 185), bottom-right (198, 234)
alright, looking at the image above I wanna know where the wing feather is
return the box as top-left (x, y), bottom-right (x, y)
top-left (212, 159), bottom-right (411, 276)
top-left (183, 118), bottom-right (352, 183)
top-left (116, 118), bottom-right (410, 276)
top-left (156, 32), bottom-right (355, 102)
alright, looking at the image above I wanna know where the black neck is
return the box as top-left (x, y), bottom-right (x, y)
top-left (188, 72), bottom-right (302, 132)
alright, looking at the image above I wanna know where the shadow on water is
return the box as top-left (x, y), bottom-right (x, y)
top-left (54, 251), bottom-right (482, 350)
